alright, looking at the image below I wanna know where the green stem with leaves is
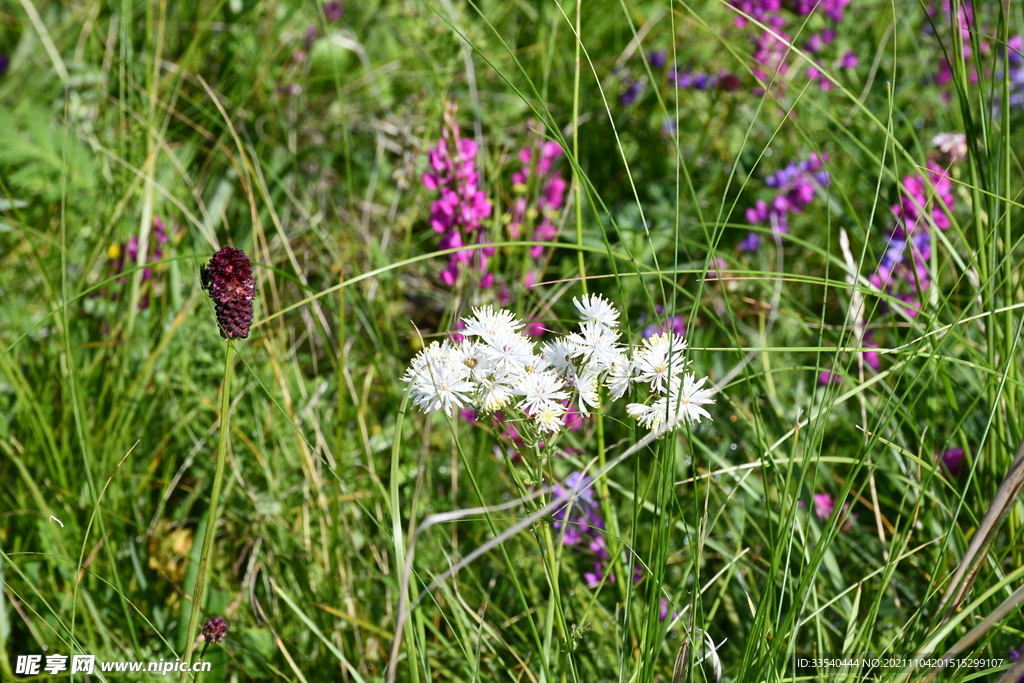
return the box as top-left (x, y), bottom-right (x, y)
top-left (179, 341), bottom-right (235, 681)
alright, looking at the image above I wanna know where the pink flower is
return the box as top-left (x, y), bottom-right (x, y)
top-left (562, 403), bottom-right (584, 431)
top-left (524, 320), bottom-right (546, 338)
top-left (863, 340), bottom-right (880, 371)
top-left (423, 104), bottom-right (494, 288)
top-left (812, 493), bottom-right (855, 531)
top-left (819, 369), bottom-right (842, 386)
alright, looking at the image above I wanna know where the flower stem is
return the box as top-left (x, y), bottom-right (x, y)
top-left (179, 341), bottom-right (235, 681)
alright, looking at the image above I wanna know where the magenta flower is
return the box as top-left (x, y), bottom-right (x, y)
top-left (728, 0), bottom-right (781, 28)
top-left (812, 493), bottom-right (855, 531)
top-left (423, 105), bottom-right (494, 288)
top-left (818, 368), bottom-right (842, 386)
top-left (838, 50), bottom-right (858, 69)
top-left (939, 448), bottom-right (967, 478)
top-left (102, 217), bottom-right (171, 315)
top-left (863, 339), bottom-right (881, 371)
top-left (866, 160), bottom-right (954, 322)
top-left (562, 404), bottom-right (584, 431)
top-left (890, 161), bottom-right (955, 238)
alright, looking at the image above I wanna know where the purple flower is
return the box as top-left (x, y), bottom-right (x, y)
top-left (621, 77), bottom-right (645, 105)
top-left (0, 55), bottom-right (8, 77)
top-left (201, 247), bottom-right (256, 340)
top-left (551, 472), bottom-right (600, 544)
top-left (838, 50), bottom-right (858, 69)
top-left (745, 153), bottom-right (829, 235)
top-left (641, 311), bottom-right (686, 339)
top-left (728, 0), bottom-right (782, 28)
top-left (202, 617), bottom-right (230, 644)
top-left (583, 561), bottom-right (615, 588)
top-left (324, 1), bottom-right (343, 21)
top-left (739, 231), bottom-right (762, 252)
top-left (648, 50), bottom-right (667, 69)
top-left (102, 217), bottom-right (171, 317)
top-left (940, 448), bottom-right (967, 478)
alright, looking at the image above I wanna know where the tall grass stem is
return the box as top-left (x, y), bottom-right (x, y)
top-left (178, 341), bottom-right (235, 682)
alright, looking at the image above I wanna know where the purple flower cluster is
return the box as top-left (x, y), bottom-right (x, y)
top-left (751, 22), bottom-right (794, 88)
top-left (730, 0), bottom-right (781, 28)
top-left (741, 152), bottom-right (829, 250)
top-left (620, 74), bottom-right (646, 105)
top-left (552, 472), bottom-right (614, 588)
top-left (107, 217), bottom-right (170, 310)
top-left (867, 160), bottom-right (955, 319)
top-left (423, 106), bottom-right (495, 288)
top-left (667, 67), bottom-right (743, 92)
top-left (995, 35), bottom-right (1024, 111)
top-left (507, 136), bottom-right (567, 289)
top-left (789, 0), bottom-right (850, 23)
top-left (638, 305), bottom-right (686, 339)
top-left (732, 0), bottom-right (854, 92)
top-left (629, 50), bottom-right (742, 98)
top-left (931, 2), bottom-right (979, 90)
top-left (323, 0), bottom-right (343, 22)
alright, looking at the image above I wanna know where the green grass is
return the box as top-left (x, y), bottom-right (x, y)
top-left (1, 0), bottom-right (1023, 681)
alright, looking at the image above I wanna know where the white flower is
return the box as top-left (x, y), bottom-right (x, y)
top-left (532, 401), bottom-right (566, 433)
top-left (515, 370), bottom-right (569, 415)
top-left (451, 340), bottom-right (493, 382)
top-left (568, 320), bottom-right (622, 372)
top-left (574, 368), bottom-right (601, 416)
top-left (665, 373), bottom-right (715, 424)
top-left (540, 337), bottom-right (581, 377)
top-left (461, 306), bottom-right (524, 346)
top-left (573, 293), bottom-right (619, 328)
top-left (932, 131), bottom-right (967, 164)
top-left (408, 358), bottom-right (475, 416)
top-left (633, 332), bottom-right (688, 393)
top-left (477, 370), bottom-right (517, 413)
top-left (626, 374), bottom-right (714, 431)
top-left (403, 340), bottom-right (455, 383)
top-left (605, 354), bottom-right (634, 400)
top-left (480, 328), bottom-right (536, 374)
top-left (626, 401), bottom-right (663, 430)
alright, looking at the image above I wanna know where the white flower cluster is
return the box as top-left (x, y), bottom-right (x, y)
top-left (403, 295), bottom-right (715, 434)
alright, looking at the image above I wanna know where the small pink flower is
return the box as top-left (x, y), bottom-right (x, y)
top-left (812, 493), bottom-right (855, 531)
top-left (863, 347), bottom-right (880, 371)
top-left (524, 320), bottom-right (546, 338)
top-left (819, 369), bottom-right (842, 386)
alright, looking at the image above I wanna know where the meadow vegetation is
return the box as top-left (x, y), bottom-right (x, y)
top-left (1, 0), bottom-right (1023, 680)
